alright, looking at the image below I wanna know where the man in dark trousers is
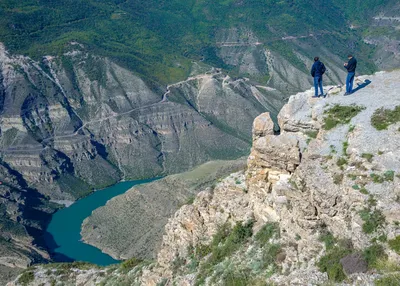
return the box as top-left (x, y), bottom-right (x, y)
top-left (311, 57), bottom-right (326, 98)
top-left (344, 54), bottom-right (357, 95)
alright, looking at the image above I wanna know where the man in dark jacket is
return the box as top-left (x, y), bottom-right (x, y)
top-left (311, 57), bottom-right (326, 98)
top-left (344, 54), bottom-right (357, 95)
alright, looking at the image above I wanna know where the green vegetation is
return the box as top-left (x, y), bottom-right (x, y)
top-left (388, 236), bottom-right (400, 254)
top-left (333, 173), bottom-right (343, 185)
top-left (288, 179), bottom-right (299, 190)
top-left (317, 240), bottom-right (352, 282)
top-left (182, 196), bottom-right (195, 206)
top-left (363, 244), bottom-right (387, 268)
top-left (120, 257), bottom-right (142, 271)
top-left (305, 130), bottom-right (318, 139)
top-left (319, 231), bottom-right (337, 250)
top-left (384, 170), bottom-right (395, 181)
top-left (318, 231), bottom-right (388, 282)
top-left (361, 153), bottom-right (374, 162)
top-left (43, 261), bottom-right (99, 271)
top-left (359, 196), bottom-right (386, 234)
top-left (348, 174), bottom-right (357, 180)
top-left (18, 271), bottom-right (34, 286)
top-left (352, 184), bottom-right (360, 190)
top-left (195, 221), bottom-right (254, 285)
top-left (370, 171), bottom-right (395, 183)
top-left (360, 187), bottom-right (369, 195)
top-left (254, 222), bottom-right (280, 244)
top-left (323, 105), bottom-right (365, 130)
top-left (371, 106), bottom-right (400, 130)
top-left (375, 258), bottom-right (400, 273)
top-left (375, 274), bottom-right (400, 286)
top-left (0, 0), bottom-right (392, 84)
top-left (193, 221), bottom-right (282, 285)
top-left (342, 141), bottom-right (349, 156)
top-left (336, 157), bottom-right (348, 168)
top-left (330, 145), bottom-right (337, 154)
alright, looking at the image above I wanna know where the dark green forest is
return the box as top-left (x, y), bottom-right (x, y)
top-left (0, 0), bottom-right (396, 83)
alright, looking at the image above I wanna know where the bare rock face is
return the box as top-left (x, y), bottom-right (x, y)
top-left (252, 112), bottom-right (275, 140)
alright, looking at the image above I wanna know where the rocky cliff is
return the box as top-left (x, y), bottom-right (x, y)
top-left (9, 70), bottom-right (400, 285)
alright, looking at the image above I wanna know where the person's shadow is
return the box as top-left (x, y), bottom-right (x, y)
top-left (352, 79), bottom-right (371, 93)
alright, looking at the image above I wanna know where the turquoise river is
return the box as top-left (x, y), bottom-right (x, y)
top-left (45, 179), bottom-right (156, 266)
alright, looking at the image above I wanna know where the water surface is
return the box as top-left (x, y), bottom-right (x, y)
top-left (45, 179), bottom-right (156, 266)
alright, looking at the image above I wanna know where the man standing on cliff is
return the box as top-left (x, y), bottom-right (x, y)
top-left (311, 57), bottom-right (326, 98)
top-left (344, 54), bottom-right (357, 95)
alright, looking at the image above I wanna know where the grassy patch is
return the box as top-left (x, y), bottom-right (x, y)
top-left (375, 258), bottom-right (400, 273)
top-left (317, 241), bottom-right (352, 282)
top-left (319, 231), bottom-right (337, 251)
top-left (194, 221), bottom-right (283, 285)
top-left (370, 171), bottom-right (395, 183)
top-left (363, 244), bottom-right (387, 268)
top-left (120, 257), bottom-right (142, 272)
top-left (185, 196), bottom-right (195, 205)
top-left (383, 170), bottom-right (395, 182)
top-left (18, 271), bottom-right (34, 286)
top-left (255, 222), bottom-right (280, 244)
top-left (375, 274), bottom-right (400, 286)
top-left (333, 174), bottom-right (343, 185)
top-left (288, 179), bottom-right (299, 190)
top-left (371, 106), bottom-right (400, 130)
top-left (370, 173), bottom-right (384, 183)
top-left (195, 221), bottom-right (254, 285)
top-left (305, 130), bottom-right (318, 139)
top-left (323, 105), bottom-right (365, 130)
top-left (359, 207), bottom-right (386, 234)
top-left (360, 187), bottom-right (369, 195)
top-left (361, 153), bottom-right (374, 162)
top-left (388, 236), bottom-right (400, 254)
top-left (336, 157), bottom-right (348, 168)
top-left (318, 231), bottom-right (389, 282)
top-left (342, 141), bottom-right (349, 156)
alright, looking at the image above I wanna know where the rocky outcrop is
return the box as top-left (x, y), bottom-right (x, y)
top-left (7, 71), bottom-right (400, 286)
top-left (146, 71), bottom-right (400, 285)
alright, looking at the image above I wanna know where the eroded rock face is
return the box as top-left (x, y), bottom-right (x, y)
top-left (0, 42), bottom-right (286, 280)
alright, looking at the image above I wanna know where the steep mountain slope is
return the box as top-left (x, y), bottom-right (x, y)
top-left (9, 70), bottom-right (400, 286)
top-left (0, 0), bottom-right (399, 85)
top-left (0, 42), bottom-right (283, 283)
